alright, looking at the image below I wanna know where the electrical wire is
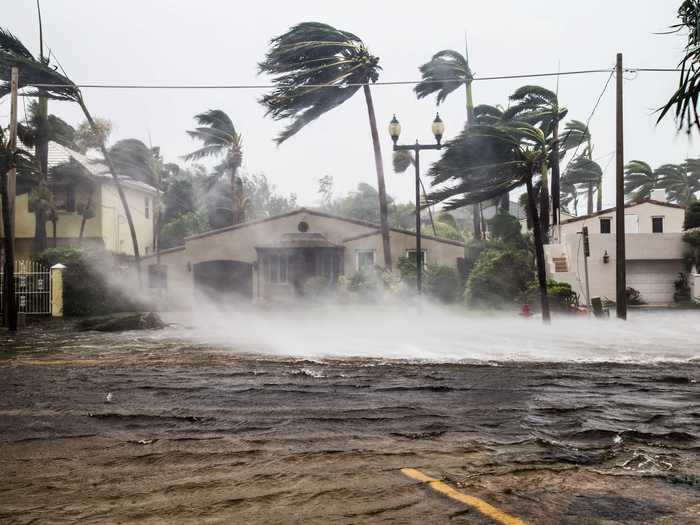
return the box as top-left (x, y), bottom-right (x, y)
top-left (28, 67), bottom-right (679, 91)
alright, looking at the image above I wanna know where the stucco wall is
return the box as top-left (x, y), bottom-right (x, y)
top-left (560, 202), bottom-right (685, 237)
top-left (100, 182), bottom-right (155, 256)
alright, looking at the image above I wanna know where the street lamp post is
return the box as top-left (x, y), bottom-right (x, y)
top-left (388, 114), bottom-right (445, 294)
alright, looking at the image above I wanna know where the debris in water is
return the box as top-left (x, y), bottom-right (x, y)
top-left (106, 392), bottom-right (113, 403)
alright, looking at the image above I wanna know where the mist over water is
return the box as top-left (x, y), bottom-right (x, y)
top-left (169, 301), bottom-right (700, 364)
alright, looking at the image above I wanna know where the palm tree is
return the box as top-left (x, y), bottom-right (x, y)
top-left (0, 27), bottom-right (143, 270)
top-left (17, 100), bottom-right (78, 252)
top-left (427, 121), bottom-right (553, 322)
top-left (659, 1), bottom-right (700, 133)
top-left (562, 156), bottom-right (603, 214)
top-left (258, 22), bottom-right (392, 268)
top-left (559, 177), bottom-right (580, 215)
top-left (624, 160), bottom-right (658, 202)
top-left (656, 161), bottom-right (700, 205)
top-left (504, 85), bottom-right (567, 240)
top-left (184, 110), bottom-right (244, 224)
top-left (415, 48), bottom-right (485, 238)
top-left (559, 120), bottom-right (602, 213)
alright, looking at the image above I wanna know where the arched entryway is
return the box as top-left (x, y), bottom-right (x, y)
top-left (193, 260), bottom-right (253, 301)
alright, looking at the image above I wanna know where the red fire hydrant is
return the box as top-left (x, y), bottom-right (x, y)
top-left (519, 304), bottom-right (533, 318)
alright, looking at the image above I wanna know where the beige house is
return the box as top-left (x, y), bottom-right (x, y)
top-left (1, 141), bottom-right (156, 258)
top-left (544, 196), bottom-right (688, 305)
top-left (144, 208), bottom-right (465, 304)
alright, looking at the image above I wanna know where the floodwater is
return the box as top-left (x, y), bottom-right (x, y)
top-left (1, 309), bottom-right (699, 524)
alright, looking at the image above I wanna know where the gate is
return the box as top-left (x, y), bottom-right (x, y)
top-left (0, 260), bottom-right (52, 315)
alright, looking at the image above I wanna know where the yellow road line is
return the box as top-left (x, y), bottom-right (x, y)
top-left (401, 468), bottom-right (529, 525)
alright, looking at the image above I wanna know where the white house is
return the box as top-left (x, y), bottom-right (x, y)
top-left (544, 194), bottom-right (687, 305)
top-left (144, 208), bottom-right (465, 304)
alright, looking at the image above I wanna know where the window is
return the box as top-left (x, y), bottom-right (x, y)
top-left (652, 216), bottom-right (664, 233)
top-left (356, 250), bottom-right (375, 271)
top-left (267, 253), bottom-right (288, 284)
top-left (54, 185), bottom-right (76, 212)
top-left (145, 197), bottom-right (150, 219)
top-left (599, 218), bottom-right (612, 234)
top-left (406, 249), bottom-right (427, 269)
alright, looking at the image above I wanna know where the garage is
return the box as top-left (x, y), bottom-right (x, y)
top-left (626, 260), bottom-right (684, 304)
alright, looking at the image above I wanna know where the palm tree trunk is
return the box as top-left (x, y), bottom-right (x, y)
top-left (466, 80), bottom-right (475, 125)
top-left (526, 177), bottom-right (551, 323)
top-left (362, 84), bottom-right (392, 269)
top-left (596, 181), bottom-right (603, 212)
top-left (472, 204), bottom-right (482, 240)
top-left (550, 117), bottom-right (561, 226)
top-left (79, 188), bottom-right (94, 243)
top-left (464, 80), bottom-right (485, 240)
top-left (539, 163), bottom-right (550, 243)
top-left (78, 98), bottom-right (141, 275)
top-left (587, 183), bottom-right (594, 215)
top-left (33, 95), bottom-right (49, 254)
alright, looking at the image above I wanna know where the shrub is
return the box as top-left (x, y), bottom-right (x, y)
top-left (523, 279), bottom-right (577, 311)
top-left (626, 286), bottom-right (644, 305)
top-left (159, 211), bottom-right (209, 249)
top-left (682, 230), bottom-right (700, 270)
top-left (684, 202), bottom-right (700, 230)
top-left (465, 248), bottom-right (533, 308)
top-left (422, 221), bottom-right (464, 241)
top-left (38, 247), bottom-right (145, 317)
top-left (424, 264), bottom-right (461, 303)
top-left (488, 210), bottom-right (526, 248)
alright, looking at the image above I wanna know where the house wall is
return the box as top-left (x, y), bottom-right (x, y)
top-left (1, 188), bottom-right (103, 258)
top-left (560, 202), bottom-right (685, 237)
top-left (100, 182), bottom-right (155, 256)
top-left (142, 247), bottom-right (192, 309)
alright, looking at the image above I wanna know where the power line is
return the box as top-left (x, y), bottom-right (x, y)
top-left (27, 67), bottom-right (679, 91)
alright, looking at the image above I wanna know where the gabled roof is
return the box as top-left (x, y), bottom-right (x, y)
top-left (562, 199), bottom-right (685, 224)
top-left (185, 207), bottom-right (465, 247)
top-left (45, 141), bottom-right (157, 194)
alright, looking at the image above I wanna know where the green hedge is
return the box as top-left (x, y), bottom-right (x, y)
top-left (38, 247), bottom-right (145, 317)
top-left (465, 248), bottom-right (533, 308)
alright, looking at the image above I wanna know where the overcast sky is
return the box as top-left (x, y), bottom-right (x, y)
top-left (4, 0), bottom-right (696, 208)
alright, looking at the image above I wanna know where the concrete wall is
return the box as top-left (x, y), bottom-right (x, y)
top-left (100, 182), bottom-right (155, 256)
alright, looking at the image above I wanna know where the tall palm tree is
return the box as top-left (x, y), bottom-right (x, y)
top-left (0, 27), bottom-right (143, 270)
top-left (624, 160), bottom-right (658, 202)
top-left (415, 48), bottom-right (485, 238)
top-left (656, 161), bottom-right (700, 205)
top-left (659, 0), bottom-right (700, 133)
top-left (184, 110), bottom-right (244, 225)
top-left (562, 156), bottom-right (603, 214)
top-left (258, 22), bottom-right (392, 268)
top-left (504, 85), bottom-right (567, 240)
top-left (427, 121), bottom-right (553, 322)
top-left (559, 120), bottom-right (602, 213)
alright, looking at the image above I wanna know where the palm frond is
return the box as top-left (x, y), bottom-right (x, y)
top-left (414, 49), bottom-right (471, 105)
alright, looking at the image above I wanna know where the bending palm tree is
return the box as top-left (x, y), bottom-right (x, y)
top-left (505, 85), bottom-right (567, 240)
top-left (559, 120), bottom-right (601, 213)
top-left (0, 27), bottom-right (142, 268)
top-left (427, 121), bottom-right (553, 322)
top-left (562, 157), bottom-right (603, 214)
top-left (656, 162), bottom-right (700, 205)
top-left (259, 22), bottom-right (392, 268)
top-left (184, 110), bottom-right (244, 224)
top-left (415, 48), bottom-right (485, 238)
top-left (624, 160), bottom-right (658, 202)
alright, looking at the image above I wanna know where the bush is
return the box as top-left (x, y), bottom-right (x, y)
top-left (159, 211), bottom-right (209, 249)
top-left (684, 202), bottom-right (700, 230)
top-left (523, 279), bottom-right (577, 311)
top-left (465, 248), bottom-right (533, 308)
top-left (626, 286), bottom-right (644, 305)
top-left (422, 221), bottom-right (464, 241)
top-left (488, 210), bottom-right (526, 248)
top-left (424, 264), bottom-right (461, 303)
top-left (38, 247), bottom-right (145, 317)
top-left (682, 230), bottom-right (700, 270)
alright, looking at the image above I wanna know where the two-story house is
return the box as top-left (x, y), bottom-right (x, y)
top-left (1, 141), bottom-right (156, 258)
top-left (544, 190), bottom-right (687, 305)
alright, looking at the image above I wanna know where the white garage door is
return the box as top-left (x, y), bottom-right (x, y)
top-left (627, 261), bottom-right (683, 304)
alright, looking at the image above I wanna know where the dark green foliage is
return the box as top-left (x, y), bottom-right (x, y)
top-left (38, 248), bottom-right (145, 317)
top-left (465, 248), bottom-right (533, 308)
top-left (415, 50), bottom-right (471, 105)
top-left (258, 22), bottom-right (380, 144)
top-left (159, 211), bottom-right (209, 249)
top-left (425, 264), bottom-right (461, 303)
top-left (436, 212), bottom-right (458, 229)
top-left (684, 201), bottom-right (700, 229)
top-left (488, 210), bottom-right (526, 247)
top-left (422, 221), bottom-right (464, 241)
top-left (674, 272), bottom-right (691, 302)
top-left (626, 287), bottom-right (644, 306)
top-left (523, 279), bottom-right (577, 311)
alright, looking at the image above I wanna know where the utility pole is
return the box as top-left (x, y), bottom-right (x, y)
top-left (615, 53), bottom-right (627, 320)
top-left (2, 67), bottom-right (19, 331)
top-left (581, 226), bottom-right (591, 309)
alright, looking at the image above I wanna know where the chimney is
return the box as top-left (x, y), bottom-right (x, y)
top-left (650, 188), bottom-right (666, 202)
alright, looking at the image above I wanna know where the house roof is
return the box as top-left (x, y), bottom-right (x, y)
top-left (185, 207), bottom-right (466, 247)
top-left (562, 199), bottom-right (685, 224)
top-left (45, 141), bottom-right (157, 195)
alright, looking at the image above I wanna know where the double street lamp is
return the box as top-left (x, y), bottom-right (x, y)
top-left (388, 113), bottom-right (445, 294)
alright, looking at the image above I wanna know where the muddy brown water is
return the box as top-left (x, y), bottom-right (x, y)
top-left (1, 321), bottom-right (699, 524)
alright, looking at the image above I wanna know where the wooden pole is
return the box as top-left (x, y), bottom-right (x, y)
top-left (615, 53), bottom-right (627, 320)
top-left (2, 67), bottom-right (19, 331)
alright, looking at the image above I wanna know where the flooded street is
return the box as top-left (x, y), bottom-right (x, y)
top-left (1, 316), bottom-right (699, 524)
